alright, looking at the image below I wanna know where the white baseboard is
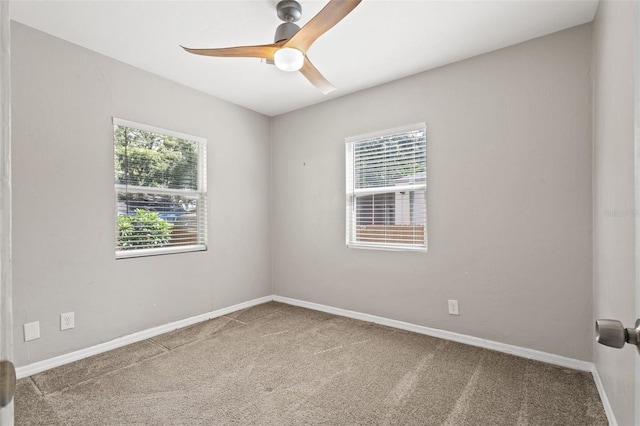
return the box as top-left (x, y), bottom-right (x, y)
top-left (273, 295), bottom-right (594, 372)
top-left (591, 365), bottom-right (618, 426)
top-left (18, 293), bottom-right (596, 379)
top-left (15, 295), bottom-right (273, 379)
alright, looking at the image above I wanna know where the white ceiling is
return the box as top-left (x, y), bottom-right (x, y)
top-left (10, 0), bottom-right (598, 117)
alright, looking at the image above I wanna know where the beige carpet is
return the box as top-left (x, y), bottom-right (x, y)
top-left (15, 302), bottom-right (607, 425)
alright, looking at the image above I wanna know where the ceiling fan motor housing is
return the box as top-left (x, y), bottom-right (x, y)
top-left (274, 22), bottom-right (300, 43)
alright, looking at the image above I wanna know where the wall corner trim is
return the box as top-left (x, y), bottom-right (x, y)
top-left (591, 364), bottom-right (619, 426)
top-left (15, 295), bottom-right (274, 379)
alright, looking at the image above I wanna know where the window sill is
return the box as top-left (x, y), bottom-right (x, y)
top-left (346, 243), bottom-right (427, 253)
top-left (116, 244), bottom-right (206, 259)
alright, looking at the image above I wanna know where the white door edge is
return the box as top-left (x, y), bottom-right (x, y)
top-left (634, 2), bottom-right (640, 425)
top-left (628, 2), bottom-right (640, 426)
top-left (0, 0), bottom-right (13, 424)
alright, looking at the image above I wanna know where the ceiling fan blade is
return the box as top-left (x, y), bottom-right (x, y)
top-left (181, 42), bottom-right (283, 61)
top-left (300, 57), bottom-right (336, 95)
top-left (285, 0), bottom-right (362, 53)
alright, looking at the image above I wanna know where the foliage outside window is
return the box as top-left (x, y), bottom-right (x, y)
top-left (346, 123), bottom-right (427, 251)
top-left (114, 118), bottom-right (207, 258)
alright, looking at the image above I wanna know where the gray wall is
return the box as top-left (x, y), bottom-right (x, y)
top-left (271, 24), bottom-right (593, 361)
top-left (592, 2), bottom-right (637, 425)
top-left (11, 22), bottom-right (272, 366)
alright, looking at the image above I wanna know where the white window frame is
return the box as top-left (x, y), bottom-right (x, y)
top-left (113, 118), bottom-right (207, 259)
top-left (345, 123), bottom-right (427, 252)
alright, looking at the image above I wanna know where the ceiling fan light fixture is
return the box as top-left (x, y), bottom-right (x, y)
top-left (274, 47), bottom-right (304, 72)
top-left (181, 0), bottom-right (362, 93)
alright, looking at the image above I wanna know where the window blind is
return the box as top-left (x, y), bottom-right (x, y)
top-left (114, 118), bottom-right (207, 258)
top-left (346, 124), bottom-right (427, 251)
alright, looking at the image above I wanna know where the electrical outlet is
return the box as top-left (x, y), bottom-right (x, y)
top-left (61, 312), bottom-right (75, 330)
top-left (448, 300), bottom-right (459, 315)
top-left (24, 321), bottom-right (40, 341)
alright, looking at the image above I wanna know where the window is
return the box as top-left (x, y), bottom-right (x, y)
top-left (346, 123), bottom-right (427, 251)
top-left (114, 118), bottom-right (207, 258)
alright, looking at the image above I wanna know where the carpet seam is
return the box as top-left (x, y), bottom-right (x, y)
top-left (39, 348), bottom-right (171, 396)
top-left (150, 319), bottom-right (248, 353)
top-left (146, 338), bottom-right (171, 352)
top-left (29, 376), bottom-right (45, 397)
top-left (223, 315), bottom-right (247, 324)
top-left (37, 316), bottom-right (254, 395)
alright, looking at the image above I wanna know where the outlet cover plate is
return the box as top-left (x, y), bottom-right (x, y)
top-left (448, 300), bottom-right (459, 315)
top-left (24, 321), bottom-right (40, 341)
top-left (60, 312), bottom-right (75, 330)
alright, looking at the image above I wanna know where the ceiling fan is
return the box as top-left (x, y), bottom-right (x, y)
top-left (181, 0), bottom-right (362, 95)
